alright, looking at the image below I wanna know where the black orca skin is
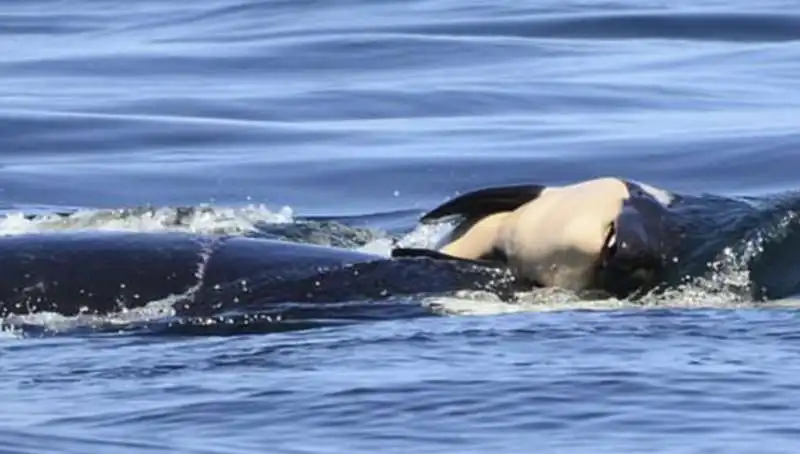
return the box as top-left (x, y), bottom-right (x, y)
top-left (0, 231), bottom-right (514, 318)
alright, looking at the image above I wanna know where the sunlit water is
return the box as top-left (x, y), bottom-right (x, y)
top-left (2, 1), bottom-right (800, 453)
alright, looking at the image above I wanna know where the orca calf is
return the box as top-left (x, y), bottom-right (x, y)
top-left (392, 177), bottom-right (683, 298)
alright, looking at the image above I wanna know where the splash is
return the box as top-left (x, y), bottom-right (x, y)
top-left (0, 322), bottom-right (22, 340)
top-left (672, 207), bottom-right (800, 303)
top-left (358, 220), bottom-right (455, 256)
top-left (3, 293), bottom-right (181, 336)
top-left (0, 204), bottom-right (295, 237)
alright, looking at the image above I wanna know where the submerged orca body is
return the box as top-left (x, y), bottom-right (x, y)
top-left (392, 177), bottom-right (683, 299)
top-left (0, 230), bottom-right (511, 318)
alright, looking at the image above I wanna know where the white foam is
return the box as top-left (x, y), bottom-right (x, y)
top-left (421, 284), bottom-right (767, 318)
top-left (396, 222), bottom-right (456, 249)
top-left (356, 237), bottom-right (394, 256)
top-left (421, 288), bottom-right (626, 316)
top-left (2, 289), bottom-right (189, 335)
top-left (357, 221), bottom-right (456, 257)
top-left (0, 323), bottom-right (22, 340)
top-left (0, 204), bottom-right (294, 237)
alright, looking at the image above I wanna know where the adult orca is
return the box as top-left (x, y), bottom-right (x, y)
top-left (0, 177), bottom-right (684, 319)
top-left (392, 177), bottom-right (683, 298)
top-left (0, 230), bottom-right (513, 318)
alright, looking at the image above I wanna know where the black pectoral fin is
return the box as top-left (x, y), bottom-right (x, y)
top-left (420, 184), bottom-right (546, 223)
top-left (391, 247), bottom-right (501, 268)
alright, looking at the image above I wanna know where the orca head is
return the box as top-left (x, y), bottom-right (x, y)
top-left (593, 181), bottom-right (679, 299)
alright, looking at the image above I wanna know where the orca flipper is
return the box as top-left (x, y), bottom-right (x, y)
top-left (391, 247), bottom-right (503, 268)
top-left (421, 184), bottom-right (546, 223)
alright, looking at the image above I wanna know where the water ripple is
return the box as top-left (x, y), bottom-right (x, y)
top-left (3, 0), bottom-right (800, 452)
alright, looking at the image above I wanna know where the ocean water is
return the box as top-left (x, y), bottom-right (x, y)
top-left (2, 0), bottom-right (800, 452)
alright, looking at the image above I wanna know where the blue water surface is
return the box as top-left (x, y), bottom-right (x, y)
top-left (2, 0), bottom-right (800, 453)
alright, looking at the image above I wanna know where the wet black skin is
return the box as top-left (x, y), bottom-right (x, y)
top-left (593, 181), bottom-right (683, 298)
top-left (0, 230), bottom-right (514, 318)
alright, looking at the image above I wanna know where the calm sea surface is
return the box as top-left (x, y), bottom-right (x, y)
top-left (2, 1), bottom-right (800, 453)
